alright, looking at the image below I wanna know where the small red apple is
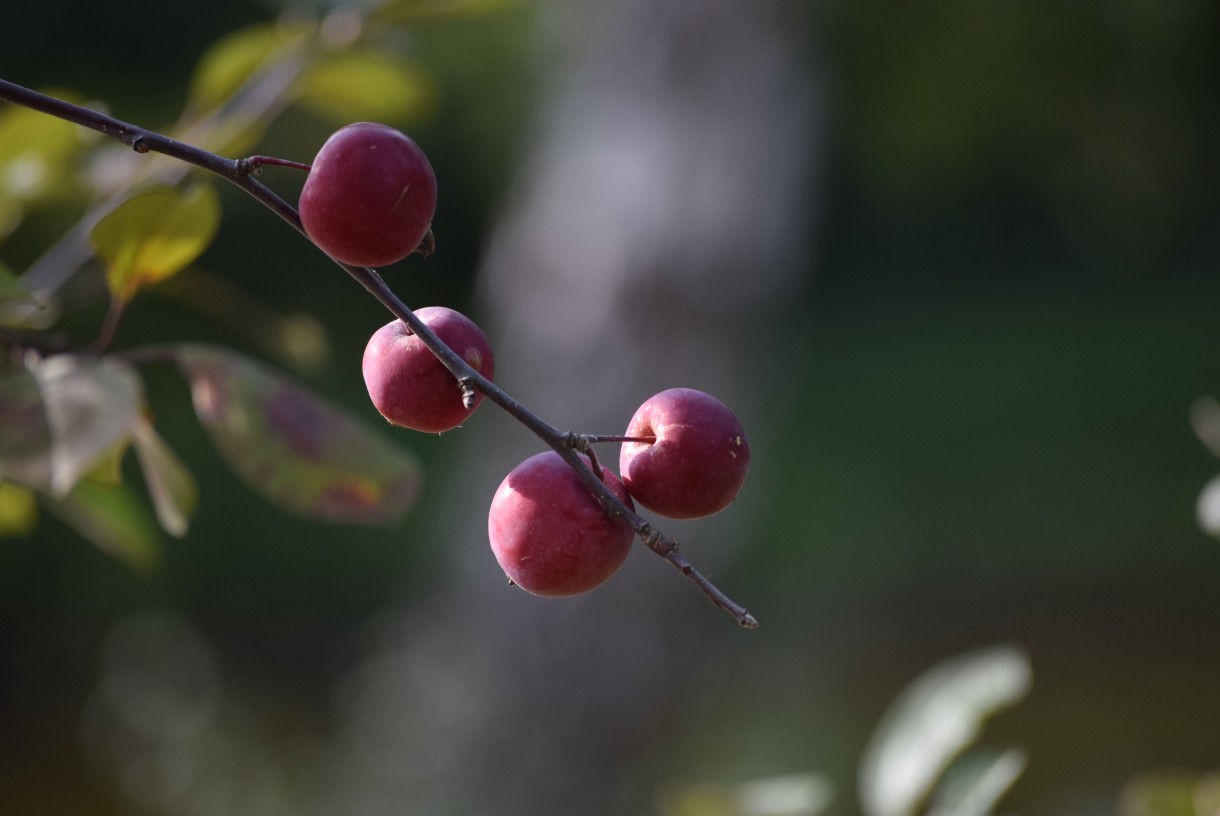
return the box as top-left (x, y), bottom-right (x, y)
top-left (299, 122), bottom-right (437, 268)
top-left (619, 388), bottom-right (750, 519)
top-left (362, 306), bottom-right (493, 433)
top-left (488, 451), bottom-right (635, 597)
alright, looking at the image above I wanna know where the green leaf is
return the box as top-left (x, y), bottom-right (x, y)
top-left (0, 262), bottom-right (43, 307)
top-left (1190, 398), bottom-right (1220, 537)
top-left (658, 773), bottom-right (835, 816)
top-left (0, 93), bottom-right (87, 205)
top-left (926, 749), bottom-right (1026, 816)
top-left (175, 344), bottom-right (421, 525)
top-left (0, 481), bottom-right (38, 537)
top-left (90, 184), bottom-right (221, 302)
top-left (44, 478), bottom-right (161, 571)
top-left (1196, 474), bottom-right (1220, 538)
top-left (131, 420), bottom-right (197, 537)
top-left (1119, 770), bottom-right (1220, 816)
top-left (189, 21), bottom-right (311, 112)
top-left (859, 646), bottom-right (1031, 816)
top-left (82, 436), bottom-right (131, 488)
top-left (0, 259), bottom-right (56, 329)
top-left (1189, 396), bottom-right (1220, 460)
top-left (298, 51), bottom-right (436, 124)
top-left (29, 354), bottom-right (144, 497)
top-left (0, 196), bottom-right (23, 241)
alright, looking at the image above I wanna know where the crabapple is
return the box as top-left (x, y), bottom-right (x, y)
top-left (619, 388), bottom-right (750, 519)
top-left (299, 122), bottom-right (437, 267)
top-left (362, 306), bottom-right (494, 433)
top-left (488, 451), bottom-right (635, 597)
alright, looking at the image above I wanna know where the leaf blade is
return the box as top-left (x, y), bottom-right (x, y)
top-left (0, 482), bottom-right (39, 537)
top-left (189, 20), bottom-right (311, 111)
top-left (926, 748), bottom-right (1027, 816)
top-left (175, 344), bottom-right (421, 525)
top-left (298, 51), bottom-right (437, 124)
top-left (90, 185), bottom-right (221, 302)
top-left (0, 93), bottom-right (87, 207)
top-left (858, 645), bottom-right (1032, 816)
top-left (27, 355), bottom-right (144, 497)
top-left (132, 420), bottom-right (198, 538)
top-left (0, 262), bottom-right (44, 309)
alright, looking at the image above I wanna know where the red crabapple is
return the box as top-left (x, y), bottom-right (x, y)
top-left (488, 452), bottom-right (635, 597)
top-left (619, 388), bottom-right (750, 519)
top-left (299, 122), bottom-right (437, 267)
top-left (362, 306), bottom-right (494, 433)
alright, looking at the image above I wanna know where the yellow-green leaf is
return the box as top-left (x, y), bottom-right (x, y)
top-left (1119, 770), bottom-right (1220, 816)
top-left (188, 21), bottom-right (312, 112)
top-left (90, 185), bottom-right (221, 302)
top-left (298, 51), bottom-right (436, 125)
top-left (0, 91), bottom-right (87, 205)
top-left (0, 482), bottom-right (38, 537)
top-left (658, 773), bottom-right (835, 816)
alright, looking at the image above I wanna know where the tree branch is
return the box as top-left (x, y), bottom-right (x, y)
top-left (0, 78), bottom-right (758, 629)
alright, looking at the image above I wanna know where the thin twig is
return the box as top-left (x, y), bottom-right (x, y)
top-left (577, 434), bottom-right (654, 447)
top-left (236, 155), bottom-right (313, 175)
top-left (91, 296), bottom-right (126, 355)
top-left (0, 78), bottom-right (758, 629)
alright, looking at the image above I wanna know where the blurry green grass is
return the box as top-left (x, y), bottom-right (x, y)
top-left (756, 273), bottom-right (1220, 588)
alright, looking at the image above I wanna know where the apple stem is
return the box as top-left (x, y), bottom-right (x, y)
top-left (0, 78), bottom-right (759, 630)
top-left (236, 155), bottom-right (313, 175)
top-left (581, 434), bottom-right (654, 445)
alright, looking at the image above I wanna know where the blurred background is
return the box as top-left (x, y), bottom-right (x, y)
top-left (2, 1), bottom-right (1220, 814)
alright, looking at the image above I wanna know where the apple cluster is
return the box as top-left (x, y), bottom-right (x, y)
top-left (300, 124), bottom-right (750, 602)
top-left (489, 388), bottom-right (750, 597)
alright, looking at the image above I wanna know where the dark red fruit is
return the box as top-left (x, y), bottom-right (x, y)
top-left (488, 452), bottom-right (635, 597)
top-left (299, 122), bottom-right (437, 267)
top-left (619, 388), bottom-right (750, 519)
top-left (362, 306), bottom-right (494, 433)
